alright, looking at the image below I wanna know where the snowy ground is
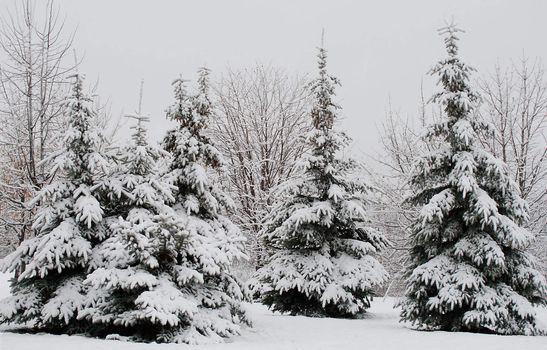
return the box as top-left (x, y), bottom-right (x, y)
top-left (0, 272), bottom-right (545, 350)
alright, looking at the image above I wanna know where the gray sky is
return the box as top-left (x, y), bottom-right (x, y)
top-left (5, 0), bottom-right (547, 158)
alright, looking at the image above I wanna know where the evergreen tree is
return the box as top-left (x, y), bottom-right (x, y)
top-left (399, 25), bottom-right (547, 335)
top-left (137, 68), bottom-right (248, 344)
top-left (0, 75), bottom-right (109, 332)
top-left (250, 45), bottom-right (389, 317)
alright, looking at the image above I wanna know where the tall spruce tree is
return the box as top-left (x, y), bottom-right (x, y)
top-left (147, 68), bottom-right (250, 344)
top-left (250, 45), bottom-right (389, 317)
top-left (0, 75), bottom-right (109, 332)
top-left (399, 25), bottom-right (547, 335)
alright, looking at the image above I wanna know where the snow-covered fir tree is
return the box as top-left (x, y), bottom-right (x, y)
top-left (132, 67), bottom-right (249, 344)
top-left (250, 45), bottom-right (389, 317)
top-left (0, 74), bottom-right (109, 332)
top-left (399, 25), bottom-right (547, 335)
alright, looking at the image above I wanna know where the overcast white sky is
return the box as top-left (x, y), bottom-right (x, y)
top-left (3, 0), bottom-right (547, 158)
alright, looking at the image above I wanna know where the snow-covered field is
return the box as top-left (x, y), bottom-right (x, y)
top-left (0, 272), bottom-right (545, 350)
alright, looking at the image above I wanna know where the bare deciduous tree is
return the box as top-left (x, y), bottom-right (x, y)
top-left (367, 97), bottom-right (434, 296)
top-left (0, 0), bottom-right (76, 253)
top-left (211, 65), bottom-right (312, 266)
top-left (479, 57), bottom-right (547, 271)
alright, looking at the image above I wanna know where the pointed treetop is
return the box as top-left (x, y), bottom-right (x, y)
top-left (429, 22), bottom-right (479, 127)
top-left (317, 44), bottom-right (328, 77)
top-left (167, 75), bottom-right (192, 125)
top-left (171, 75), bottom-right (190, 104)
top-left (67, 73), bottom-right (87, 99)
top-left (194, 67), bottom-right (213, 124)
top-left (127, 113), bottom-right (150, 147)
top-left (68, 49), bottom-right (88, 100)
top-left (125, 79), bottom-right (150, 147)
top-left (58, 73), bottom-right (108, 185)
top-left (310, 37), bottom-right (340, 130)
top-left (438, 20), bottom-right (464, 58)
top-left (197, 66), bottom-right (211, 95)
